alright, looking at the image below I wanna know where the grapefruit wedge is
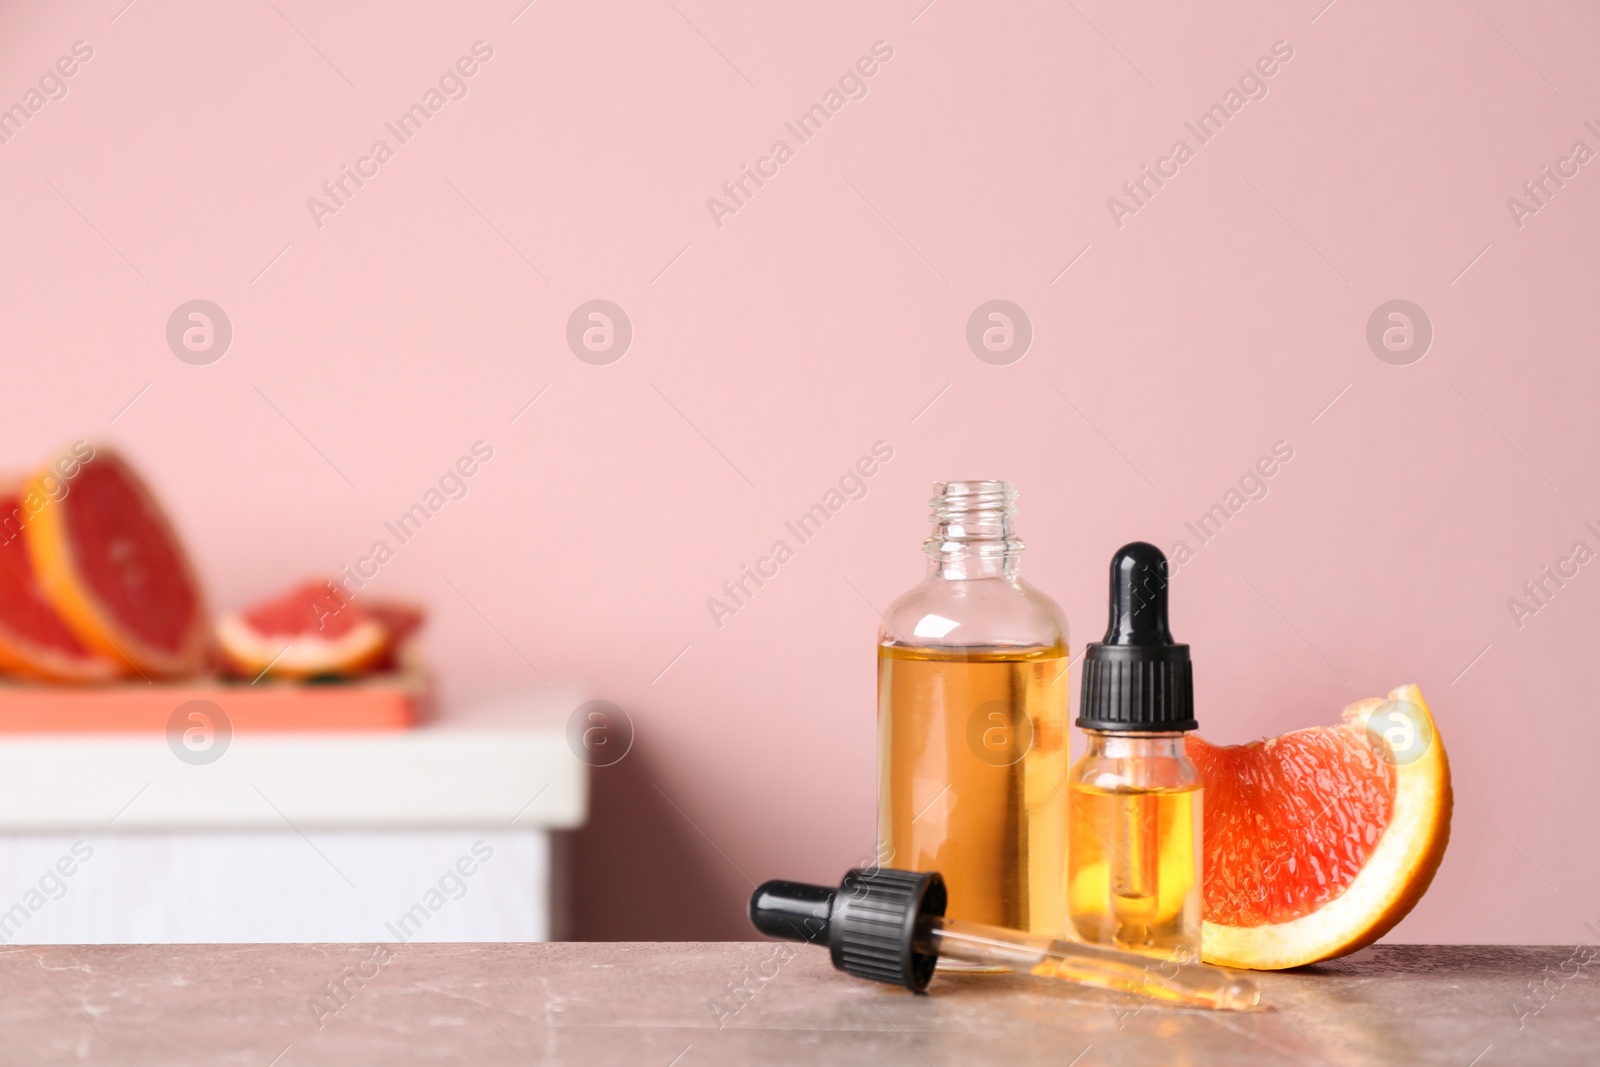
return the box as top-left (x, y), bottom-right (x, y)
top-left (0, 484), bottom-right (123, 682)
top-left (216, 579), bottom-right (390, 679)
top-left (25, 447), bottom-right (209, 678)
top-left (1188, 684), bottom-right (1451, 970)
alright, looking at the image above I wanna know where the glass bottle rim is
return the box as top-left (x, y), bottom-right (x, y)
top-left (928, 480), bottom-right (1016, 517)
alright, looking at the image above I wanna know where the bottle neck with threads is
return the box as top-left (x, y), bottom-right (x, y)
top-left (923, 480), bottom-right (1023, 581)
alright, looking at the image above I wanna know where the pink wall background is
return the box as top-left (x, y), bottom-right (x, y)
top-left (1, 0), bottom-right (1596, 943)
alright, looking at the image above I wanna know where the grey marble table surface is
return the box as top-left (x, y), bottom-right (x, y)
top-left (0, 941), bottom-right (1590, 1066)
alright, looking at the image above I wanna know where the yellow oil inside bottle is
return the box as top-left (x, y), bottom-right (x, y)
top-left (1066, 782), bottom-right (1202, 959)
top-left (877, 643), bottom-right (1068, 935)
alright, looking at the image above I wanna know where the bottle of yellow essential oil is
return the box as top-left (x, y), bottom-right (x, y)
top-left (1067, 542), bottom-right (1203, 961)
top-left (877, 481), bottom-right (1069, 942)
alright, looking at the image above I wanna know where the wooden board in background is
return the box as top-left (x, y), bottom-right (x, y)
top-left (0, 668), bottom-right (427, 732)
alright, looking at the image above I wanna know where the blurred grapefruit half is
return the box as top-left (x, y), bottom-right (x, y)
top-left (24, 447), bottom-right (208, 678)
top-left (1189, 684), bottom-right (1452, 970)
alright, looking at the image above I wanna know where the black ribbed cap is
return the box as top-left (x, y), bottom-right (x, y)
top-left (748, 869), bottom-right (947, 992)
top-left (1077, 542), bottom-right (1197, 732)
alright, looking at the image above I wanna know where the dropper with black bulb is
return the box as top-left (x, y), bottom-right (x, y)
top-left (747, 867), bottom-right (1259, 1010)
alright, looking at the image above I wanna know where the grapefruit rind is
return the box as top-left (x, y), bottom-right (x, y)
top-left (1200, 684), bottom-right (1452, 970)
top-left (23, 448), bottom-right (209, 679)
top-left (0, 480), bottom-right (124, 684)
top-left (0, 632), bottom-right (124, 684)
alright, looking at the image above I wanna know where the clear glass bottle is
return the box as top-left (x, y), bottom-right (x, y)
top-left (876, 481), bottom-right (1069, 937)
top-left (1066, 543), bottom-right (1202, 962)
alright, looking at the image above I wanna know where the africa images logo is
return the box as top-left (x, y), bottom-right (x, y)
top-left (306, 42), bottom-right (495, 230)
top-left (1105, 41), bottom-right (1295, 229)
top-left (705, 41), bottom-right (895, 229)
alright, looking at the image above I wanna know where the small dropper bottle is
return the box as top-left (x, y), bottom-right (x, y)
top-left (1067, 543), bottom-right (1203, 961)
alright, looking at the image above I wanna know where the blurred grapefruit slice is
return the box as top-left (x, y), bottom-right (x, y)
top-left (364, 600), bottom-right (425, 647)
top-left (1188, 684), bottom-right (1452, 970)
top-left (0, 484), bottom-right (122, 682)
top-left (25, 447), bottom-right (208, 678)
top-left (216, 579), bottom-right (389, 679)
top-left (363, 599), bottom-right (426, 673)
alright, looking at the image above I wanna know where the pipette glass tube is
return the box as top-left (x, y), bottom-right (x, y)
top-left (922, 916), bottom-right (1259, 1011)
top-left (748, 869), bottom-right (1261, 1012)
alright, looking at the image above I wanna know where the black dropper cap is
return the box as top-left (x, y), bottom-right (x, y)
top-left (748, 868), bottom-right (947, 992)
top-left (1077, 542), bottom-right (1197, 732)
